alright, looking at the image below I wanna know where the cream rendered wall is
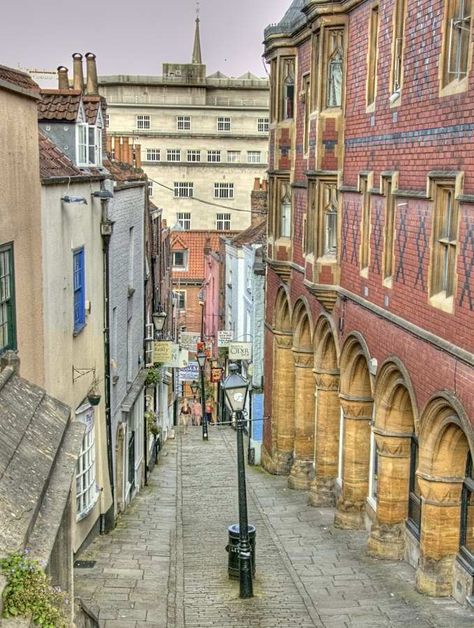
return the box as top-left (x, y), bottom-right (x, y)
top-left (41, 181), bottom-right (112, 551)
top-left (0, 88), bottom-right (44, 384)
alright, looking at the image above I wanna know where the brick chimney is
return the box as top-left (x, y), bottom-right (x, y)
top-left (57, 66), bottom-right (69, 90)
top-left (250, 177), bottom-right (268, 227)
top-left (72, 53), bottom-right (84, 91)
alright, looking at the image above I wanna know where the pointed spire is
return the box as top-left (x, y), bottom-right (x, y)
top-left (192, 3), bottom-right (202, 65)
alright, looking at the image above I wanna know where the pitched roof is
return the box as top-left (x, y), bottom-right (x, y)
top-left (104, 158), bottom-right (146, 182)
top-left (83, 95), bottom-right (101, 124)
top-left (0, 353), bottom-right (83, 556)
top-left (38, 132), bottom-right (83, 179)
top-left (0, 65), bottom-right (40, 97)
top-left (171, 230), bottom-right (236, 280)
top-left (38, 89), bottom-right (82, 121)
top-left (265, 0), bottom-right (307, 37)
top-left (230, 219), bottom-right (266, 247)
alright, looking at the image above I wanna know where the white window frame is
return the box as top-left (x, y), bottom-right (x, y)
top-left (167, 148), bottom-right (181, 162)
top-left (258, 117), bottom-right (269, 132)
top-left (208, 150), bottom-right (221, 162)
top-left (146, 148), bottom-right (161, 162)
top-left (77, 123), bottom-right (88, 166)
top-left (147, 181), bottom-right (153, 197)
top-left (136, 115), bottom-right (150, 129)
top-left (172, 250), bottom-right (188, 270)
top-left (174, 182), bottom-right (194, 198)
top-left (177, 115), bottom-right (191, 130)
top-left (176, 212), bottom-right (191, 230)
top-left (75, 404), bottom-right (98, 521)
top-left (247, 151), bottom-right (262, 163)
top-left (227, 151), bottom-right (241, 163)
top-left (175, 290), bottom-right (186, 310)
top-left (216, 213), bottom-right (231, 230)
top-left (187, 149), bottom-right (201, 162)
top-left (217, 116), bottom-right (231, 131)
top-left (214, 182), bottom-right (234, 199)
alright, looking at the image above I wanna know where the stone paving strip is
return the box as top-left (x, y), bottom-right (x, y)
top-left (75, 426), bottom-right (474, 627)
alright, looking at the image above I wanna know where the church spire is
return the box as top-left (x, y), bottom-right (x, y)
top-left (192, 3), bottom-right (202, 65)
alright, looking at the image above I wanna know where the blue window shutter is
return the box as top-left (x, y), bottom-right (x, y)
top-left (73, 248), bottom-right (85, 332)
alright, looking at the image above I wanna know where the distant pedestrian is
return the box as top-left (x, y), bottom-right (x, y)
top-left (192, 398), bottom-right (203, 427)
top-left (205, 398), bottom-right (214, 426)
top-left (179, 398), bottom-right (192, 434)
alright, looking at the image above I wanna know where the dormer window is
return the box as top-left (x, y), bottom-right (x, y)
top-left (76, 109), bottom-right (103, 168)
top-left (77, 123), bottom-right (88, 166)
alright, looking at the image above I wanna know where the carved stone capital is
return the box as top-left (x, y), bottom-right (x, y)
top-left (274, 331), bottom-right (293, 350)
top-left (293, 348), bottom-right (314, 368)
top-left (374, 433), bottom-right (411, 458)
top-left (417, 474), bottom-right (463, 505)
top-left (339, 394), bottom-right (373, 420)
top-left (314, 368), bottom-right (340, 391)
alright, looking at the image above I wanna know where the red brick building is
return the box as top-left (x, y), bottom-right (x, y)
top-left (263, 0), bottom-right (474, 606)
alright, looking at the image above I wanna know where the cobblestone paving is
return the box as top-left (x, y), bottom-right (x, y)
top-left (75, 427), bottom-right (474, 627)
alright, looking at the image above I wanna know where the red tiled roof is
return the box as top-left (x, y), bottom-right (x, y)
top-left (103, 158), bottom-right (146, 182)
top-left (230, 219), bottom-right (266, 247)
top-left (0, 65), bottom-right (40, 96)
top-left (38, 89), bottom-right (82, 121)
top-left (83, 95), bottom-right (106, 124)
top-left (171, 231), bottom-right (236, 281)
top-left (38, 132), bottom-right (83, 179)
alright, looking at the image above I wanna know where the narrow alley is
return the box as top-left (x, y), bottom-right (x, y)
top-left (75, 428), bottom-right (474, 628)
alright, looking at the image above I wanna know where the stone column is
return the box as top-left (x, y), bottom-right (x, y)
top-left (288, 348), bottom-right (315, 490)
top-left (334, 395), bottom-right (373, 529)
top-left (367, 429), bottom-right (412, 559)
top-left (308, 369), bottom-right (340, 507)
top-left (271, 331), bottom-right (295, 475)
top-left (415, 475), bottom-right (463, 597)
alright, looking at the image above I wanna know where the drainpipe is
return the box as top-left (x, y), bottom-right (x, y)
top-left (100, 195), bottom-right (115, 532)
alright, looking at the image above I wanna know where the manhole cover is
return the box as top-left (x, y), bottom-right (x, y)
top-left (74, 560), bottom-right (96, 568)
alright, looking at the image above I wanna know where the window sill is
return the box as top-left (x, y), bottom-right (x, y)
top-left (429, 291), bottom-right (454, 314)
top-left (440, 77), bottom-right (469, 98)
top-left (76, 490), bottom-right (99, 522)
top-left (316, 253), bottom-right (338, 265)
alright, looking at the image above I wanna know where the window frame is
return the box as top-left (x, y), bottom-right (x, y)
top-left (360, 175), bottom-right (371, 275)
top-left (441, 0), bottom-right (473, 92)
top-left (247, 151), bottom-right (262, 164)
top-left (207, 150), bottom-right (221, 163)
top-left (172, 250), bottom-right (188, 270)
top-left (279, 57), bottom-right (295, 121)
top-left (324, 29), bottom-right (345, 110)
top-left (214, 182), bottom-right (234, 199)
top-left (216, 213), bottom-right (231, 231)
top-left (217, 117), bottom-right (231, 132)
top-left (73, 247), bottom-right (86, 334)
top-left (176, 212), bottom-right (191, 230)
top-left (173, 182), bottom-right (194, 198)
top-left (0, 243), bottom-right (16, 353)
top-left (407, 435), bottom-right (422, 539)
top-left (366, 4), bottom-right (380, 109)
top-left (460, 452), bottom-right (474, 568)
top-left (177, 115), bottom-right (191, 130)
top-left (174, 290), bottom-right (186, 310)
top-left (76, 123), bottom-right (88, 166)
top-left (75, 404), bottom-right (98, 521)
top-left (167, 148), bottom-right (181, 162)
top-left (382, 176), bottom-right (396, 286)
top-left (136, 114), bottom-right (151, 130)
top-left (146, 148), bottom-right (161, 162)
top-left (390, 0), bottom-right (407, 102)
top-left (187, 149), bottom-right (201, 162)
top-left (429, 181), bottom-right (460, 309)
top-left (257, 117), bottom-right (269, 132)
top-left (227, 150), bottom-right (241, 163)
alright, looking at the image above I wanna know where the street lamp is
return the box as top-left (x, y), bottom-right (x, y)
top-left (152, 309), bottom-right (167, 336)
top-left (190, 380), bottom-right (199, 397)
top-left (222, 363), bottom-right (253, 599)
top-left (197, 349), bottom-right (208, 440)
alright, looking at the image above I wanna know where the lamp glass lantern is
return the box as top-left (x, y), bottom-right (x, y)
top-left (190, 380), bottom-right (199, 395)
top-left (153, 310), bottom-right (167, 332)
top-left (196, 350), bottom-right (206, 369)
top-left (222, 365), bottom-right (249, 413)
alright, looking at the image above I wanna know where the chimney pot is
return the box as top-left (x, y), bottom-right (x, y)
top-left (253, 177), bottom-right (261, 191)
top-left (72, 53), bottom-right (84, 91)
top-left (57, 66), bottom-right (69, 90)
top-left (85, 52), bottom-right (98, 95)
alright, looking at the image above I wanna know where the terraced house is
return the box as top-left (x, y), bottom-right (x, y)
top-left (263, 0), bottom-right (474, 607)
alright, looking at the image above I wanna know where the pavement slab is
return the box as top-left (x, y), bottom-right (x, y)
top-left (75, 426), bottom-right (474, 627)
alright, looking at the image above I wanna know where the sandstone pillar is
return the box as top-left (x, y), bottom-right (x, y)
top-left (308, 369), bottom-right (340, 507)
top-left (271, 331), bottom-right (295, 475)
top-left (334, 395), bottom-right (373, 529)
top-left (367, 429), bottom-right (411, 559)
top-left (415, 475), bottom-right (463, 597)
top-left (288, 348), bottom-right (315, 490)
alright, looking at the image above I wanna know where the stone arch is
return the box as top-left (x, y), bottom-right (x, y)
top-left (288, 300), bottom-right (314, 490)
top-left (416, 394), bottom-right (473, 597)
top-left (267, 288), bottom-right (295, 475)
top-left (368, 359), bottom-right (418, 560)
top-left (335, 333), bottom-right (374, 529)
top-left (309, 315), bottom-right (341, 507)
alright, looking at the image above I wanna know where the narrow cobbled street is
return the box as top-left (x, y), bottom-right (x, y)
top-left (75, 428), bottom-right (474, 627)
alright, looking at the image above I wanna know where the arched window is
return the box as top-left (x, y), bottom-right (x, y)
top-left (460, 451), bottom-right (474, 566)
top-left (280, 183), bottom-right (292, 238)
top-left (280, 58), bottom-right (295, 120)
top-left (407, 435), bottom-right (421, 538)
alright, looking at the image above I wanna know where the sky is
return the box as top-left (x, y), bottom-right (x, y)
top-left (1, 0), bottom-right (291, 79)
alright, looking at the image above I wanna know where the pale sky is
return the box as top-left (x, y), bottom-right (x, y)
top-left (1, 0), bottom-right (291, 78)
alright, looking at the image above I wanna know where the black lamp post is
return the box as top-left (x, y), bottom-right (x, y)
top-left (222, 363), bottom-right (253, 599)
top-left (197, 350), bottom-right (208, 440)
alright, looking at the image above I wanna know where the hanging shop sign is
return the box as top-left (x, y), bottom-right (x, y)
top-left (210, 366), bottom-right (223, 383)
top-left (217, 330), bottom-right (234, 347)
top-left (153, 341), bottom-right (173, 363)
top-left (179, 332), bottom-right (201, 351)
top-left (228, 342), bottom-right (252, 361)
